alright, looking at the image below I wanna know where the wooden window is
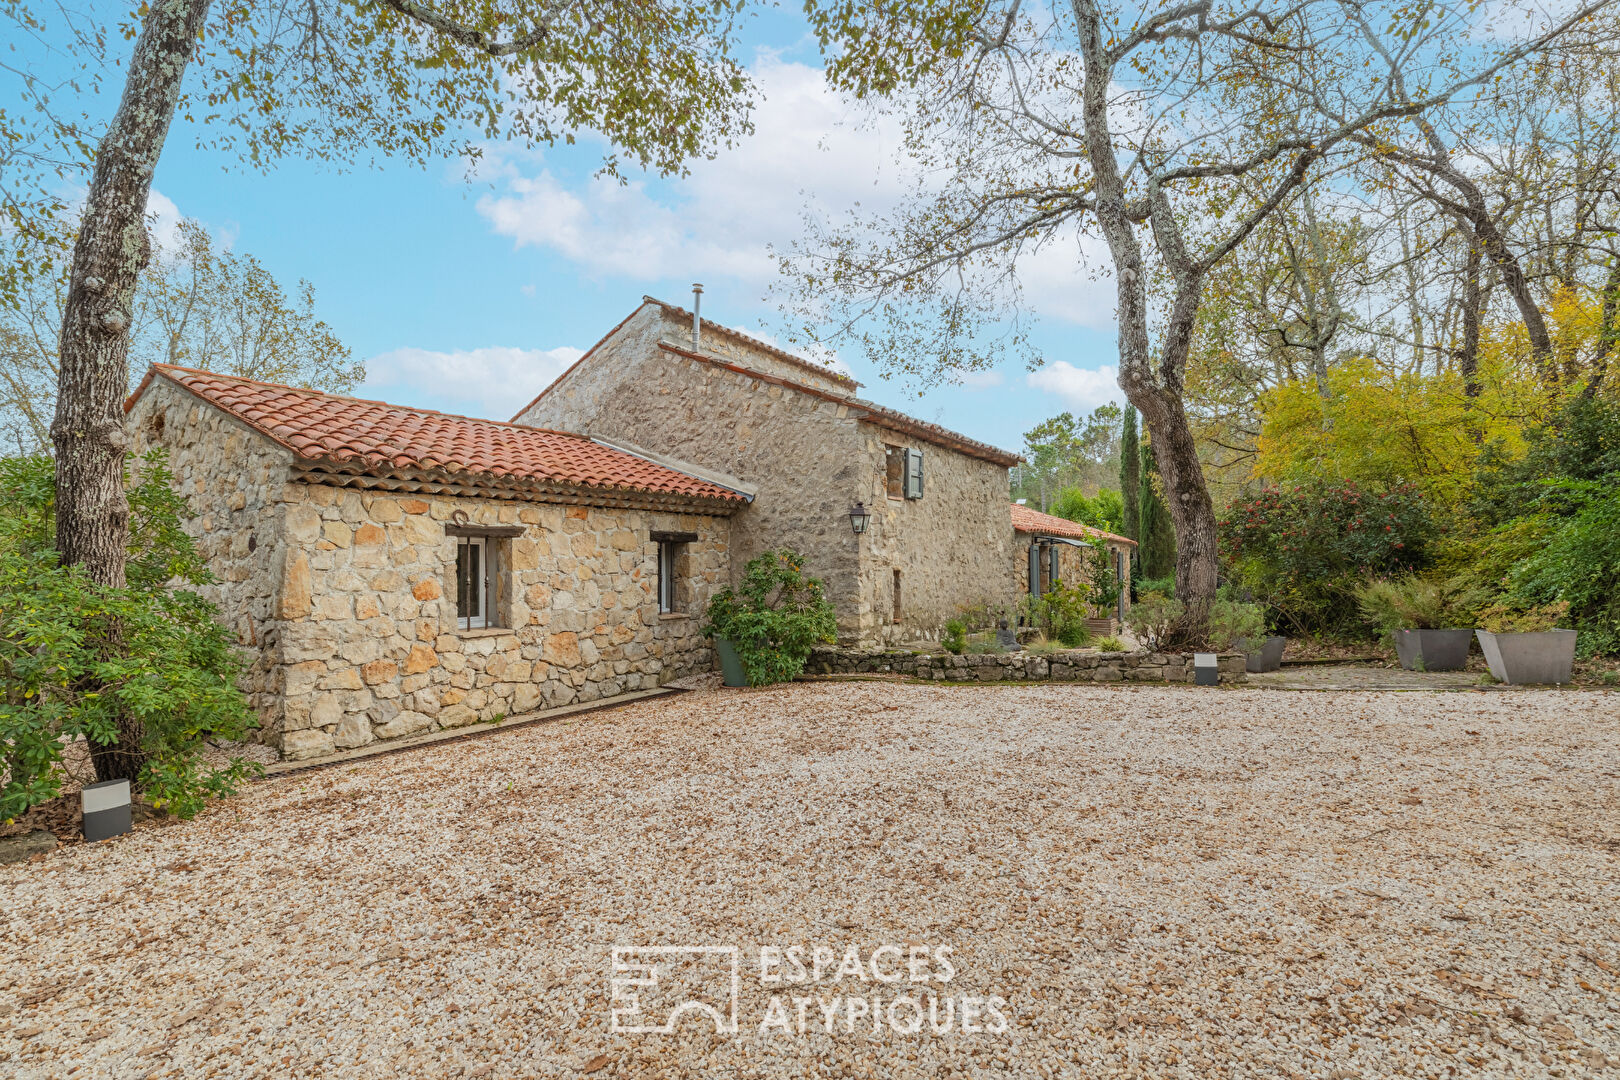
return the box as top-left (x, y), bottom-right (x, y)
top-left (885, 446), bottom-right (905, 500)
top-left (903, 448), bottom-right (924, 499)
top-left (892, 569), bottom-right (902, 623)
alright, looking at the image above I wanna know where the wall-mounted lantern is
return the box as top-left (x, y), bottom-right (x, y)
top-left (848, 502), bottom-right (872, 535)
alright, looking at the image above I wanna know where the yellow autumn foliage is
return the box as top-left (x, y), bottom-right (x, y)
top-left (1254, 293), bottom-right (1612, 505)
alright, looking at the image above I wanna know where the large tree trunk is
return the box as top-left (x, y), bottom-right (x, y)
top-left (1456, 237), bottom-right (1482, 399)
top-left (53, 0), bottom-right (213, 783)
top-left (1074, 0), bottom-right (1220, 645)
top-left (1588, 260), bottom-right (1620, 398)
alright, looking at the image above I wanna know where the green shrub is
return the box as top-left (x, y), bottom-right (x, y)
top-left (702, 548), bottom-right (837, 686)
top-left (1206, 599), bottom-right (1266, 651)
top-left (941, 618), bottom-right (967, 654)
top-left (1125, 591), bottom-right (1184, 650)
top-left (1, 452), bottom-right (260, 821)
top-left (1355, 576), bottom-right (1485, 636)
top-left (1219, 480), bottom-right (1438, 636)
top-left (1136, 574), bottom-right (1176, 599)
top-left (1086, 545), bottom-right (1122, 616)
top-left (1476, 600), bottom-right (1569, 635)
top-left (1023, 581), bottom-right (1090, 647)
top-left (1096, 635), bottom-right (1128, 651)
top-left (1464, 395), bottom-right (1620, 655)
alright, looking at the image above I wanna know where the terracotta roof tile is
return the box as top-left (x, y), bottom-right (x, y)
top-left (131, 365), bottom-right (747, 506)
top-left (1010, 503), bottom-right (1137, 547)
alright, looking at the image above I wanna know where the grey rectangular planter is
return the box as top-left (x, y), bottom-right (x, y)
top-left (1475, 629), bottom-right (1577, 685)
top-left (1393, 628), bottom-right (1474, 672)
top-left (1241, 635), bottom-right (1286, 673)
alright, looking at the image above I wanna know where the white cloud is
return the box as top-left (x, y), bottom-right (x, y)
top-left (477, 57), bottom-right (897, 285)
top-left (1025, 362), bottom-right (1120, 412)
top-left (360, 345), bottom-right (584, 420)
top-left (144, 190), bottom-right (185, 252)
top-left (956, 370), bottom-right (1005, 389)
top-left (475, 57), bottom-right (1117, 330)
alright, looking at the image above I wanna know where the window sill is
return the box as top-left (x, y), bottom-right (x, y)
top-left (453, 626), bottom-right (513, 639)
top-left (658, 612), bottom-right (691, 621)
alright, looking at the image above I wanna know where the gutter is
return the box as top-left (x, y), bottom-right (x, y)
top-left (587, 436), bottom-right (758, 503)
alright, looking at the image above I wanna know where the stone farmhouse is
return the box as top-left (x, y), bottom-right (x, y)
top-left (513, 296), bottom-right (1132, 644)
top-left (127, 364), bottom-right (744, 760)
top-left (126, 296), bottom-right (1133, 760)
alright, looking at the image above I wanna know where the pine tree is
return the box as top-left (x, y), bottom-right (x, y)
top-left (1120, 405), bottom-right (1140, 543)
top-left (1138, 440), bottom-right (1176, 582)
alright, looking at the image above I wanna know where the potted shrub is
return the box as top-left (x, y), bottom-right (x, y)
top-left (1356, 577), bottom-right (1482, 672)
top-left (702, 549), bottom-right (837, 687)
top-left (1474, 601), bottom-right (1576, 685)
top-left (1209, 599), bottom-right (1278, 672)
top-left (1084, 546), bottom-right (1122, 637)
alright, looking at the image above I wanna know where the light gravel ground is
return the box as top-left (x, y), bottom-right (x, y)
top-left (3, 683), bottom-right (1619, 1080)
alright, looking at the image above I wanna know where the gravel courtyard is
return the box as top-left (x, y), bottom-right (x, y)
top-left (4, 683), bottom-right (1618, 1079)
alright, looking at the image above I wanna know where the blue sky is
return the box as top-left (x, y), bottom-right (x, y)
top-left (143, 10), bottom-right (1124, 454)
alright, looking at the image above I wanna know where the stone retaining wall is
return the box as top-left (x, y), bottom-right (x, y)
top-left (806, 645), bottom-right (1248, 683)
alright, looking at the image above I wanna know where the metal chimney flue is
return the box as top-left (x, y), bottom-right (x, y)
top-left (691, 283), bottom-right (703, 348)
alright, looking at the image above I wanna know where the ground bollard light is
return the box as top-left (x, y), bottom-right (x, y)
top-left (81, 779), bottom-right (132, 842)
top-left (1194, 653), bottom-right (1219, 686)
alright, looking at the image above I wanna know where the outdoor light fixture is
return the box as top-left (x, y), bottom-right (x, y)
top-left (1193, 652), bottom-right (1219, 687)
top-left (81, 779), bottom-right (132, 842)
top-left (848, 502), bottom-right (872, 535)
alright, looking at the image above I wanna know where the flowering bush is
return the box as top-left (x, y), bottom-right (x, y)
top-left (1219, 480), bottom-right (1438, 635)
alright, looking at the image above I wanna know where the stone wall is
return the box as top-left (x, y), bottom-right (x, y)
top-left (859, 431), bottom-right (1016, 645)
top-left (517, 304), bottom-right (869, 636)
top-left (266, 490), bottom-right (728, 759)
top-left (1011, 533), bottom-right (1134, 621)
top-left (516, 302), bottom-right (1026, 647)
top-left (806, 645), bottom-right (1248, 683)
top-left (129, 379), bottom-right (297, 727)
top-left (131, 376), bottom-right (732, 761)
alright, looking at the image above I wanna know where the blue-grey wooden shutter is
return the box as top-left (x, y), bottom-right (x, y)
top-left (904, 448), bottom-right (924, 498)
top-left (1049, 543), bottom-right (1060, 587)
top-left (1028, 542), bottom-right (1040, 596)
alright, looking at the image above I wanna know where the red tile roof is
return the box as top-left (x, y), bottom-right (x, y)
top-left (1010, 503), bottom-right (1136, 547)
top-left (129, 365), bottom-right (748, 508)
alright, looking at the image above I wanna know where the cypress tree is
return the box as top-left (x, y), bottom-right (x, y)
top-left (1137, 440), bottom-right (1177, 582)
top-left (1119, 405), bottom-right (1140, 544)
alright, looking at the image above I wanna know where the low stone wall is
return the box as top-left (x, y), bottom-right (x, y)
top-left (806, 645), bottom-right (1247, 683)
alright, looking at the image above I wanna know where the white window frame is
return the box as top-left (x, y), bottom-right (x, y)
top-left (658, 540), bottom-right (679, 614)
top-left (457, 536), bottom-right (489, 629)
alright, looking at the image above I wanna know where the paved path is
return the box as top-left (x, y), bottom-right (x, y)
top-left (1247, 663), bottom-right (1491, 691)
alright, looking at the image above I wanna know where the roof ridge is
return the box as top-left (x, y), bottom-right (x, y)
top-left (656, 342), bottom-right (1021, 467)
top-left (641, 296), bottom-right (861, 389)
